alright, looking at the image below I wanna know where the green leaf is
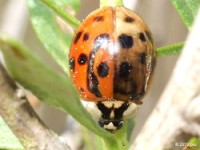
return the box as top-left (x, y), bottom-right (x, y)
top-left (113, 121), bottom-right (128, 150)
top-left (0, 116), bottom-right (24, 150)
top-left (51, 0), bottom-right (80, 12)
top-left (172, 0), bottom-right (200, 29)
top-left (188, 138), bottom-right (200, 150)
top-left (40, 0), bottom-right (81, 27)
top-left (28, 0), bottom-right (79, 75)
top-left (127, 118), bottom-right (136, 141)
top-left (100, 0), bottom-right (123, 7)
top-left (0, 36), bottom-right (121, 150)
top-left (156, 42), bottom-right (184, 57)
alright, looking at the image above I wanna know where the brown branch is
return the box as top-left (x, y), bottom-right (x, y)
top-left (130, 10), bottom-right (200, 150)
top-left (0, 62), bottom-right (70, 150)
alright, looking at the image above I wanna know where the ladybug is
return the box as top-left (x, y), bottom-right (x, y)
top-left (69, 6), bottom-right (156, 132)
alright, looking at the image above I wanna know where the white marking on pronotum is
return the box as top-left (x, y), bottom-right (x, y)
top-left (103, 122), bottom-right (117, 131)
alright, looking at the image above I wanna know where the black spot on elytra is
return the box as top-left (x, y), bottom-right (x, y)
top-left (70, 57), bottom-right (75, 71)
top-left (114, 103), bottom-right (129, 119)
top-left (145, 31), bottom-right (153, 45)
top-left (140, 52), bottom-right (147, 64)
top-left (139, 33), bottom-right (146, 42)
top-left (97, 62), bottom-right (109, 78)
top-left (87, 73), bottom-right (102, 97)
top-left (83, 33), bottom-right (89, 41)
top-left (86, 33), bottom-right (110, 97)
top-left (93, 16), bottom-right (104, 22)
top-left (74, 31), bottom-right (82, 44)
top-left (80, 87), bottom-right (85, 93)
top-left (97, 102), bottom-right (111, 119)
top-left (124, 16), bottom-right (134, 23)
top-left (78, 53), bottom-right (88, 65)
top-left (118, 34), bottom-right (134, 49)
top-left (119, 62), bottom-right (132, 78)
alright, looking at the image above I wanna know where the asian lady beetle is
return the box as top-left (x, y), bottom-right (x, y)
top-left (69, 6), bottom-right (156, 132)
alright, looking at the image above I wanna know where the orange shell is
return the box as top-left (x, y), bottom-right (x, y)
top-left (69, 6), bottom-right (156, 102)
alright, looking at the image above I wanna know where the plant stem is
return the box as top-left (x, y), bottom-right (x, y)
top-left (115, 121), bottom-right (128, 150)
top-left (41, 0), bottom-right (81, 28)
top-left (100, 0), bottom-right (124, 7)
top-left (103, 138), bottom-right (120, 150)
top-left (156, 42), bottom-right (184, 57)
